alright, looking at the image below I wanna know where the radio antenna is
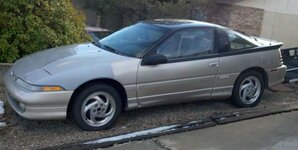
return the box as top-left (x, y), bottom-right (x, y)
top-left (269, 0), bottom-right (279, 46)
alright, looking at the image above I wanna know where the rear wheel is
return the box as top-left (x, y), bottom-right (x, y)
top-left (232, 71), bottom-right (264, 107)
top-left (72, 84), bottom-right (122, 131)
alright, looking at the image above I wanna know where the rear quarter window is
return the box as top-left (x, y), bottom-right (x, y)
top-left (226, 30), bottom-right (257, 51)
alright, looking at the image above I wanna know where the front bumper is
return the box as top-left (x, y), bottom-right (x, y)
top-left (4, 69), bottom-right (73, 120)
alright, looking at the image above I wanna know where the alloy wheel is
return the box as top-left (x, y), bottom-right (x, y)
top-left (81, 91), bottom-right (116, 127)
top-left (239, 76), bottom-right (261, 105)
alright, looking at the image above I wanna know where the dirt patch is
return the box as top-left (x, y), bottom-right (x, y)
top-left (0, 86), bottom-right (297, 150)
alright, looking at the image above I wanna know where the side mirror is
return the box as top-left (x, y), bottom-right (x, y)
top-left (142, 54), bottom-right (167, 65)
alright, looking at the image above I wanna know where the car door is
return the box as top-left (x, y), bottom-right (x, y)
top-left (137, 27), bottom-right (219, 107)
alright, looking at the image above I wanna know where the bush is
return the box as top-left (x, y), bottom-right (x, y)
top-left (0, 0), bottom-right (90, 63)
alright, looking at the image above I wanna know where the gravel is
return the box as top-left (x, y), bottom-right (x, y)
top-left (0, 100), bottom-right (3, 108)
top-left (0, 107), bottom-right (4, 115)
top-left (0, 86), bottom-right (298, 150)
top-left (0, 122), bottom-right (6, 128)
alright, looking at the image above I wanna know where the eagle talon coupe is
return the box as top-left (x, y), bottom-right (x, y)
top-left (5, 19), bottom-right (286, 131)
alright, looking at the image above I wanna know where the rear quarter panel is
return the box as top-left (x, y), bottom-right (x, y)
top-left (214, 48), bottom-right (283, 98)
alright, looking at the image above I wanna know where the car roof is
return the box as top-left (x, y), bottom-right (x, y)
top-left (141, 19), bottom-right (223, 30)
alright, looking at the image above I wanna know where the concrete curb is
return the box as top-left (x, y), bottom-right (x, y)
top-left (210, 105), bottom-right (298, 124)
top-left (41, 119), bottom-right (216, 150)
top-left (0, 63), bottom-right (12, 85)
top-left (41, 103), bottom-right (298, 150)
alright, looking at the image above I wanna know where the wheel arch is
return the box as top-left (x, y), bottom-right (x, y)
top-left (66, 78), bottom-right (128, 118)
top-left (237, 67), bottom-right (269, 88)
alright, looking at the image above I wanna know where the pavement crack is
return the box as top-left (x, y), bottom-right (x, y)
top-left (152, 139), bottom-right (171, 150)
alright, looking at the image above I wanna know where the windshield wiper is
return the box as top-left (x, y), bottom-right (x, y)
top-left (92, 39), bottom-right (102, 47)
top-left (101, 44), bottom-right (133, 57)
top-left (102, 44), bottom-right (118, 53)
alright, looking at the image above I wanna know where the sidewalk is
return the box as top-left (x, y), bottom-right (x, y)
top-left (100, 111), bottom-right (298, 150)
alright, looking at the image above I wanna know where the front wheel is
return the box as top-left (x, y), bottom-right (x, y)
top-left (232, 71), bottom-right (264, 108)
top-left (72, 84), bottom-right (122, 131)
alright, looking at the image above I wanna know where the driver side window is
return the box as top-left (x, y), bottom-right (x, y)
top-left (157, 28), bottom-right (214, 59)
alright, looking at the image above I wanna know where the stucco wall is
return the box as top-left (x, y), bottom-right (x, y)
top-left (234, 0), bottom-right (298, 48)
top-left (234, 0), bottom-right (298, 15)
top-left (261, 11), bottom-right (298, 48)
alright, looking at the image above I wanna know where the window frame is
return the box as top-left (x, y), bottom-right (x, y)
top-left (144, 27), bottom-right (217, 63)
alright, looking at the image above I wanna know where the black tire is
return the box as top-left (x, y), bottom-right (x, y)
top-left (232, 71), bottom-right (265, 108)
top-left (72, 84), bottom-right (122, 131)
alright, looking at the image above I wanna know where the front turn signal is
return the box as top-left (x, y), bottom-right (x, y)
top-left (42, 86), bottom-right (64, 92)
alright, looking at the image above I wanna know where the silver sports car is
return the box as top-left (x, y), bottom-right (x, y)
top-left (4, 19), bottom-right (286, 130)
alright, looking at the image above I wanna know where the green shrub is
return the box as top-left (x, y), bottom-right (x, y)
top-left (0, 0), bottom-right (90, 63)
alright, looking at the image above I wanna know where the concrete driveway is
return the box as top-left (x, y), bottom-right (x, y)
top-left (102, 111), bottom-right (298, 150)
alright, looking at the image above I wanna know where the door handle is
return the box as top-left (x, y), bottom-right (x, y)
top-left (209, 62), bottom-right (219, 67)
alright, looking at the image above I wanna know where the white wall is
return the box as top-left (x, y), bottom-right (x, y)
top-left (234, 0), bottom-right (298, 48)
top-left (235, 0), bottom-right (298, 15)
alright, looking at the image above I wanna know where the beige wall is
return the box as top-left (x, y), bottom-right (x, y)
top-left (235, 0), bottom-right (298, 48)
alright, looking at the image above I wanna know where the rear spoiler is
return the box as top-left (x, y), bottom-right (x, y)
top-left (251, 36), bottom-right (283, 48)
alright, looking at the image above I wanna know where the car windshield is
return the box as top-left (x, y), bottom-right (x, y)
top-left (98, 23), bottom-right (171, 57)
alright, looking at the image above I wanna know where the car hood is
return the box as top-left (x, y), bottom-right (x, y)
top-left (12, 43), bottom-right (135, 83)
